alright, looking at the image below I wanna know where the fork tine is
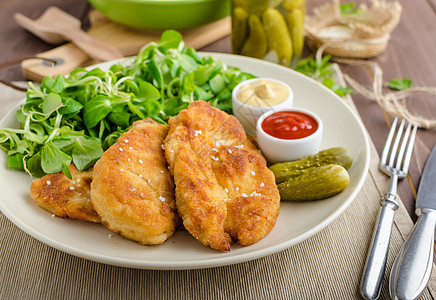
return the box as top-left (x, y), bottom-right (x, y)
top-left (401, 123), bottom-right (418, 173)
top-left (395, 122), bottom-right (413, 170)
top-left (381, 117), bottom-right (398, 165)
top-left (388, 119), bottom-right (405, 167)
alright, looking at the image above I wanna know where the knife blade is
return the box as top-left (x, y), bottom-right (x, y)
top-left (389, 144), bottom-right (436, 300)
top-left (416, 145), bottom-right (436, 211)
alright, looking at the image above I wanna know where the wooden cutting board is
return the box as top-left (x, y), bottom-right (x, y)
top-left (21, 10), bottom-right (231, 82)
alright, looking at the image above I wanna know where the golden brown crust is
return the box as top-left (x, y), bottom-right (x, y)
top-left (30, 164), bottom-right (100, 223)
top-left (164, 101), bottom-right (280, 251)
top-left (91, 118), bottom-right (178, 245)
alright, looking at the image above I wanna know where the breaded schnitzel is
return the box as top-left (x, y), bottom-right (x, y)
top-left (164, 101), bottom-right (280, 251)
top-left (91, 118), bottom-right (178, 245)
top-left (30, 164), bottom-right (100, 223)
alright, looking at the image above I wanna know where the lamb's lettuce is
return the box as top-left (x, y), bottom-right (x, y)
top-left (0, 30), bottom-right (254, 178)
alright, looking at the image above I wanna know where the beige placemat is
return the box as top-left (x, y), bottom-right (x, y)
top-left (0, 78), bottom-right (435, 299)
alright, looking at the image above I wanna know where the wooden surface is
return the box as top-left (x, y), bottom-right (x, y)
top-left (0, 0), bottom-right (435, 222)
top-left (20, 10), bottom-right (231, 82)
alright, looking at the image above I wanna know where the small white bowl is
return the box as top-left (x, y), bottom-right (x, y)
top-left (232, 78), bottom-right (293, 135)
top-left (256, 108), bottom-right (323, 164)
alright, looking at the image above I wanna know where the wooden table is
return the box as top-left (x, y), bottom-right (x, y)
top-left (0, 0), bottom-right (435, 223)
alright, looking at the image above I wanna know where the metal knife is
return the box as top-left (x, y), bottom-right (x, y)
top-left (389, 144), bottom-right (436, 300)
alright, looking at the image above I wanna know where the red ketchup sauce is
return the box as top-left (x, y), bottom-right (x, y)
top-left (261, 111), bottom-right (318, 140)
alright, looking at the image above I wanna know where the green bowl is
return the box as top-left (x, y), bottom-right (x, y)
top-left (89, 0), bottom-right (230, 30)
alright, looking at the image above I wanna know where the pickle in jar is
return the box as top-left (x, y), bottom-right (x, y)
top-left (262, 8), bottom-right (293, 66)
top-left (231, 7), bottom-right (249, 54)
top-left (241, 14), bottom-right (267, 59)
top-left (231, 0), bottom-right (305, 66)
top-left (286, 8), bottom-right (305, 59)
top-left (283, 0), bottom-right (305, 10)
top-left (232, 0), bottom-right (282, 16)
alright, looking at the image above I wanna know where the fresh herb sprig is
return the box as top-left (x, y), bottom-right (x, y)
top-left (294, 55), bottom-right (354, 97)
top-left (388, 78), bottom-right (412, 90)
top-left (339, 2), bottom-right (363, 15)
top-left (0, 30), bottom-right (254, 178)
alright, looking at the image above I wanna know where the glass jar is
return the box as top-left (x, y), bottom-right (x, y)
top-left (231, 0), bottom-right (306, 67)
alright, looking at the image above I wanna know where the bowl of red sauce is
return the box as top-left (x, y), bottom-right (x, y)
top-left (256, 108), bottom-right (323, 164)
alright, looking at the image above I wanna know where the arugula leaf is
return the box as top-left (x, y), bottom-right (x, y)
top-left (388, 78), bottom-right (412, 90)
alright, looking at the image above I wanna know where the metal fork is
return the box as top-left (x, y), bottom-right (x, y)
top-left (360, 117), bottom-right (418, 300)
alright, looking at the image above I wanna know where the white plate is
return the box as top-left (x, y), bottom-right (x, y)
top-left (0, 53), bottom-right (370, 270)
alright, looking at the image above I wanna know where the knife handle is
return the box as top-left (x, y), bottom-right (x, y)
top-left (360, 200), bottom-right (398, 300)
top-left (389, 208), bottom-right (436, 300)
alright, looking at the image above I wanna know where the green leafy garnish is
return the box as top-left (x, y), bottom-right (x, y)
top-left (340, 2), bottom-right (363, 15)
top-left (41, 141), bottom-right (72, 174)
top-left (295, 55), bottom-right (335, 80)
top-left (388, 78), bottom-right (412, 90)
top-left (72, 137), bottom-right (103, 171)
top-left (322, 77), bottom-right (355, 97)
top-left (61, 162), bottom-right (72, 180)
top-left (0, 30), bottom-right (254, 177)
top-left (295, 55), bottom-right (354, 96)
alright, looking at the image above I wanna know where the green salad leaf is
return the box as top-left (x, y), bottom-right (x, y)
top-left (388, 78), bottom-right (412, 90)
top-left (0, 29), bottom-right (254, 177)
top-left (294, 55), bottom-right (354, 97)
top-left (41, 141), bottom-right (72, 174)
top-left (339, 2), bottom-right (364, 15)
top-left (72, 136), bottom-right (103, 171)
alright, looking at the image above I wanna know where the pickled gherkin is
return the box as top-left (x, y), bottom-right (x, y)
top-left (277, 164), bottom-right (350, 201)
top-left (270, 147), bottom-right (353, 184)
top-left (241, 15), bottom-right (267, 59)
top-left (283, 0), bottom-right (305, 10)
top-left (286, 8), bottom-right (304, 58)
top-left (263, 8), bottom-right (293, 66)
top-left (231, 0), bottom-right (305, 67)
top-left (232, 0), bottom-right (282, 16)
top-left (232, 7), bottom-right (249, 54)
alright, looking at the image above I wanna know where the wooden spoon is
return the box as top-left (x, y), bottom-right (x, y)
top-left (14, 7), bottom-right (123, 61)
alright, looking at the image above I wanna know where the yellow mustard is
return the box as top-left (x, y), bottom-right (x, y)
top-left (236, 80), bottom-right (289, 107)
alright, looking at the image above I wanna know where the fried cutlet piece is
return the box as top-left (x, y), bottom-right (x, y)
top-left (164, 101), bottom-right (280, 251)
top-left (91, 118), bottom-right (178, 245)
top-left (30, 164), bottom-right (100, 223)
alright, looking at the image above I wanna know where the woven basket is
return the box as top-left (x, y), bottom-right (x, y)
top-left (305, 0), bottom-right (402, 58)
